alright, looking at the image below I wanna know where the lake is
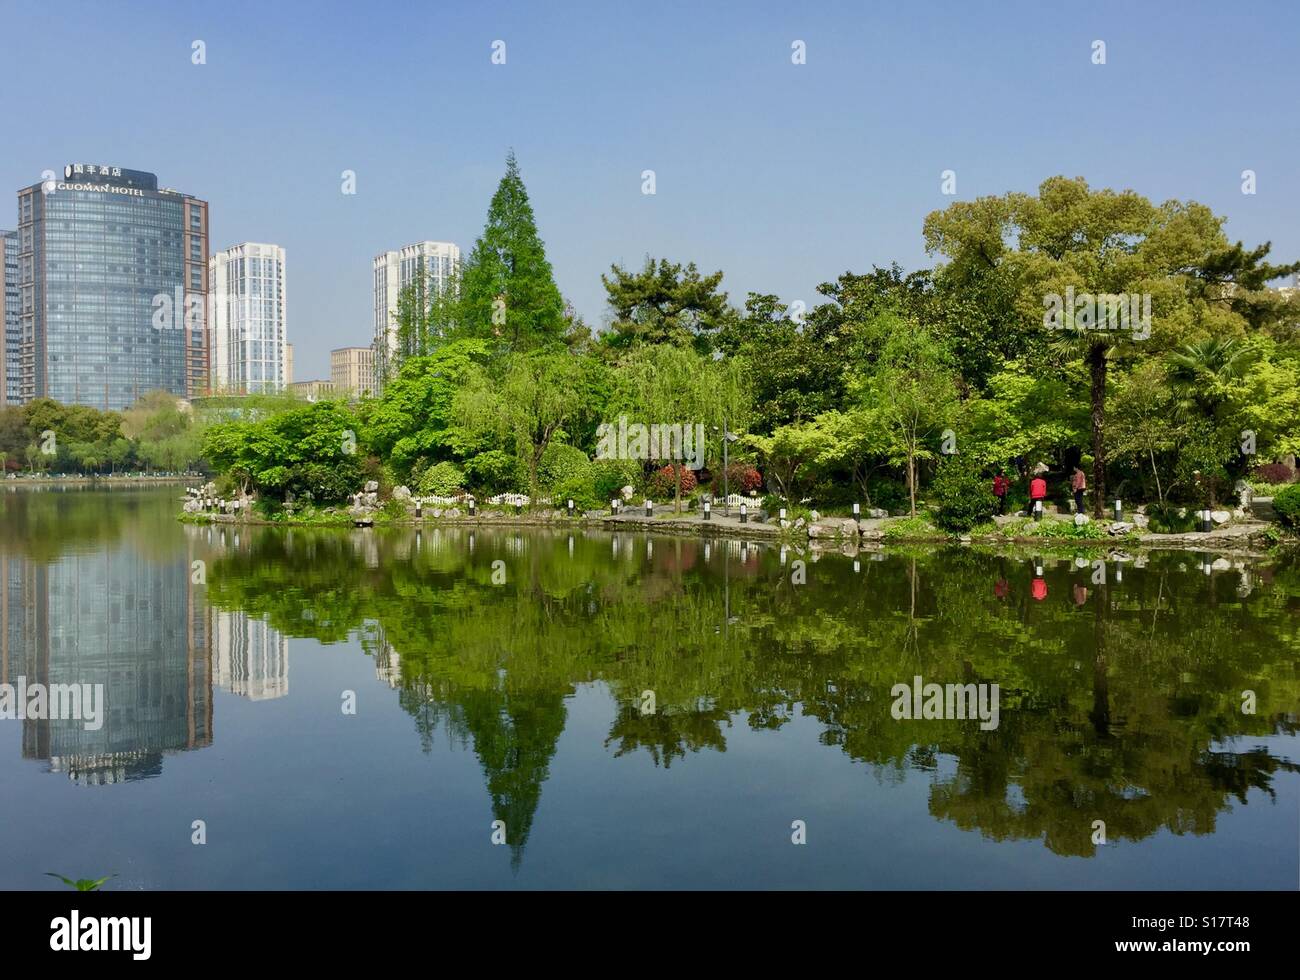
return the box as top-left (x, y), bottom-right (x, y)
top-left (1, 486), bottom-right (1297, 889)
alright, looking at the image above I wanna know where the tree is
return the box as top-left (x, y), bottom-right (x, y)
top-left (601, 257), bottom-right (733, 352)
top-left (609, 344), bottom-right (749, 511)
top-left (455, 348), bottom-right (590, 494)
top-left (457, 151), bottom-right (565, 352)
top-left (854, 318), bottom-right (960, 516)
top-left (922, 175), bottom-right (1271, 515)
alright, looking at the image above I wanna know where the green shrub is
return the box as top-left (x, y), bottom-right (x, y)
top-left (1273, 484), bottom-right (1300, 528)
top-left (463, 450), bottom-right (527, 494)
top-left (1146, 502), bottom-right (1198, 534)
top-left (592, 458), bottom-right (642, 502)
top-left (883, 515), bottom-right (941, 540)
top-left (539, 443), bottom-right (591, 490)
top-left (290, 460), bottom-right (361, 503)
top-left (929, 458), bottom-right (996, 533)
top-left (864, 476), bottom-right (909, 515)
top-left (419, 461), bottom-right (466, 496)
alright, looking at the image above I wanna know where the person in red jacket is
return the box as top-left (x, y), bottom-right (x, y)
top-left (1029, 475), bottom-right (1047, 507)
top-left (992, 470), bottom-right (1010, 516)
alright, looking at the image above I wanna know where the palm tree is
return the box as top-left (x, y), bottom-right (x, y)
top-left (1165, 337), bottom-right (1255, 421)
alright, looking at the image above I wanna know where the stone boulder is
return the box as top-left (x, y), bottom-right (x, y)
top-left (1074, 513), bottom-right (1090, 526)
top-left (1210, 510), bottom-right (1231, 525)
top-left (1107, 521), bottom-right (1133, 536)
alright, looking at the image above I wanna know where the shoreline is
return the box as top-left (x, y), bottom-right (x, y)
top-left (178, 508), bottom-right (1290, 557)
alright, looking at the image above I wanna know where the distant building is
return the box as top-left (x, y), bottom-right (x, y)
top-left (209, 243), bottom-right (287, 394)
top-left (289, 379), bottom-right (335, 401)
top-left (0, 230), bottom-right (18, 405)
top-left (372, 241), bottom-right (458, 390)
top-left (331, 346), bottom-right (374, 396)
top-left (16, 164), bottom-right (209, 409)
top-left (209, 609), bottom-right (289, 701)
top-left (284, 342), bottom-right (294, 386)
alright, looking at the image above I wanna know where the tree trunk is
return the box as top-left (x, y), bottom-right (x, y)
top-left (1088, 341), bottom-right (1107, 517)
top-left (907, 451), bottom-right (917, 517)
top-left (674, 464), bottom-right (682, 514)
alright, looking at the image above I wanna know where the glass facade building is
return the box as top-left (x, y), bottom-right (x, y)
top-left (16, 165), bottom-right (209, 410)
top-left (372, 240), bottom-right (459, 391)
top-left (0, 229), bottom-right (18, 405)
top-left (209, 242), bottom-right (287, 394)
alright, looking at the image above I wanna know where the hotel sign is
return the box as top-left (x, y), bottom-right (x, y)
top-left (64, 164), bottom-right (121, 178)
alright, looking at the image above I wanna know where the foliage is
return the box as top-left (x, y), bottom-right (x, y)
top-left (419, 461), bottom-right (467, 496)
top-left (1273, 485), bottom-right (1300, 529)
top-left (648, 464), bottom-right (698, 498)
top-left (930, 457), bottom-right (997, 532)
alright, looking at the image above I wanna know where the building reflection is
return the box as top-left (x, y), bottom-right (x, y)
top-left (0, 550), bottom-right (212, 784)
top-left (0, 538), bottom-right (290, 783)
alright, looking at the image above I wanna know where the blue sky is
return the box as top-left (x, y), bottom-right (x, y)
top-left (3, 0), bottom-right (1296, 380)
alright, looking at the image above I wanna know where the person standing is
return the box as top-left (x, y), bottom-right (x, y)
top-left (1071, 466), bottom-right (1087, 515)
top-left (992, 470), bottom-right (1010, 516)
top-left (1030, 474), bottom-right (1047, 507)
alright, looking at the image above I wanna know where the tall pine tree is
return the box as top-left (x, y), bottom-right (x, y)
top-left (458, 151), bottom-right (566, 352)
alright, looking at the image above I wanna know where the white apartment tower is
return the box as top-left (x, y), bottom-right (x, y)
top-left (372, 240), bottom-right (459, 390)
top-left (209, 243), bottom-right (288, 394)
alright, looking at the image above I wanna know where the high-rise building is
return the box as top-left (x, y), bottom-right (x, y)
top-left (209, 609), bottom-right (289, 701)
top-left (372, 241), bottom-right (458, 389)
top-left (209, 242), bottom-right (287, 394)
top-left (15, 165), bottom-right (209, 410)
top-left (284, 342), bottom-right (294, 386)
top-left (0, 230), bottom-right (19, 405)
top-left (331, 346), bottom-right (374, 396)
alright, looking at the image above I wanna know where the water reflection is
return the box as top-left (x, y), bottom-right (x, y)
top-left (1, 487), bottom-right (1297, 877)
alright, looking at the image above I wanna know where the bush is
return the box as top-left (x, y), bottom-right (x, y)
top-left (290, 460), bottom-right (361, 503)
top-left (463, 450), bottom-right (527, 494)
top-left (929, 458), bottom-right (996, 533)
top-left (539, 443), bottom-right (591, 490)
top-left (1252, 462), bottom-right (1296, 485)
top-left (592, 458), bottom-right (642, 503)
top-left (1273, 484), bottom-right (1300, 528)
top-left (419, 461), bottom-right (466, 496)
top-left (648, 464), bottom-right (698, 499)
top-left (1146, 502), bottom-right (1198, 534)
top-left (720, 463), bottom-right (762, 495)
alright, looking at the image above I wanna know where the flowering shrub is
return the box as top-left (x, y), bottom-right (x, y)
top-left (721, 463), bottom-right (763, 494)
top-left (648, 464), bottom-right (698, 497)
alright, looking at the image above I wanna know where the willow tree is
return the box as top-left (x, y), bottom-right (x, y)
top-left (610, 344), bottom-right (749, 512)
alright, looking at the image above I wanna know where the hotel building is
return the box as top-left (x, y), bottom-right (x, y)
top-left (15, 164), bottom-right (209, 410)
top-left (0, 229), bottom-right (18, 405)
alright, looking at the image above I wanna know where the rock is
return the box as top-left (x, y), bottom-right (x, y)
top-left (867, 508), bottom-right (888, 519)
top-left (1074, 513), bottom-right (1090, 526)
top-left (959, 535), bottom-right (972, 544)
top-left (1211, 558), bottom-right (1231, 571)
top-left (430, 508), bottom-right (443, 519)
top-left (364, 480), bottom-right (379, 493)
top-left (840, 518), bottom-right (859, 537)
top-left (444, 507), bottom-right (460, 518)
top-left (807, 523), bottom-right (836, 539)
top-left (794, 517), bottom-right (806, 530)
top-left (808, 510), bottom-right (821, 522)
top-left (779, 519), bottom-right (791, 530)
top-left (393, 485), bottom-right (412, 501)
top-left (1108, 522), bottom-right (1133, 535)
top-left (1132, 513), bottom-right (1149, 528)
top-left (1210, 510), bottom-right (1231, 525)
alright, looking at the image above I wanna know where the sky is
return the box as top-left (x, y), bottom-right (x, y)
top-left (3, 0), bottom-right (1297, 381)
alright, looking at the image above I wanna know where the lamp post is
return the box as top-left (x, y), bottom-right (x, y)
top-left (714, 420), bottom-right (740, 518)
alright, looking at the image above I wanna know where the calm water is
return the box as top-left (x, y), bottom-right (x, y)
top-left (1, 486), bottom-right (1297, 890)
